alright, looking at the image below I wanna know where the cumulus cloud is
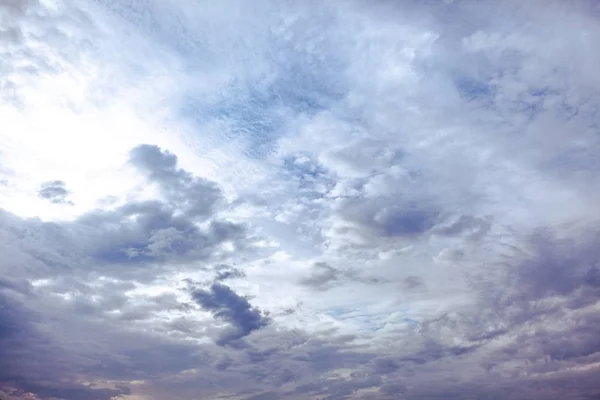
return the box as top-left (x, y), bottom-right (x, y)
top-left (191, 283), bottom-right (270, 346)
top-left (129, 144), bottom-right (223, 219)
top-left (0, 145), bottom-right (248, 398)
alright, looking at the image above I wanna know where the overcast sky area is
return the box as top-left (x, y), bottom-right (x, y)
top-left (1, 0), bottom-right (600, 399)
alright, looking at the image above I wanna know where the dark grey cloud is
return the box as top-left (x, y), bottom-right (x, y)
top-left (457, 228), bottom-right (600, 340)
top-left (0, 287), bottom-right (130, 400)
top-left (396, 227), bottom-right (600, 395)
top-left (0, 144), bottom-right (257, 398)
top-left (219, 226), bottom-right (600, 400)
top-left (2, 142), bottom-right (599, 400)
top-left (333, 192), bottom-right (493, 248)
top-left (245, 391), bottom-right (279, 400)
top-left (137, 331), bottom-right (375, 399)
top-left (75, 200), bottom-right (246, 267)
top-left (215, 267), bottom-right (246, 282)
top-left (191, 283), bottom-right (269, 346)
top-left (0, 146), bottom-right (249, 280)
top-left (336, 198), bottom-right (441, 240)
top-left (0, 291), bottom-right (35, 356)
top-left (18, 384), bottom-right (127, 400)
top-left (37, 180), bottom-right (72, 204)
top-left (511, 229), bottom-right (600, 302)
top-left (129, 144), bottom-right (223, 220)
top-left (0, 275), bottom-right (210, 399)
top-left (36, 145), bottom-right (248, 268)
top-left (371, 357), bottom-right (400, 375)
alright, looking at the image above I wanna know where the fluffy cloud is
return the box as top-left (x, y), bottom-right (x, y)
top-left (191, 283), bottom-right (270, 346)
top-left (2, 0), bottom-right (600, 399)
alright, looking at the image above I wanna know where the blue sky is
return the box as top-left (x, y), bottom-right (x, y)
top-left (1, 0), bottom-right (600, 399)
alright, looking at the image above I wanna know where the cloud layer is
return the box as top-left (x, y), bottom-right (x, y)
top-left (1, 0), bottom-right (600, 399)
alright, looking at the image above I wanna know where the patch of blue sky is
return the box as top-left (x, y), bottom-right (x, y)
top-left (269, 59), bottom-right (347, 114)
top-left (180, 68), bottom-right (346, 160)
top-left (454, 75), bottom-right (497, 107)
top-left (181, 85), bottom-right (283, 160)
top-left (97, 0), bottom-right (203, 57)
top-left (181, 20), bottom-right (348, 158)
top-left (99, 1), bottom-right (349, 160)
top-left (279, 155), bottom-right (333, 194)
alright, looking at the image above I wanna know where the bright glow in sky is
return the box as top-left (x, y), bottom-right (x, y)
top-left (2, 1), bottom-right (600, 399)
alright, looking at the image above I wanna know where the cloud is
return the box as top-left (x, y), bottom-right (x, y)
top-left (215, 267), bottom-right (246, 282)
top-left (129, 144), bottom-right (223, 220)
top-left (0, 286), bottom-right (130, 400)
top-left (299, 262), bottom-right (387, 291)
top-left (0, 141), bottom-right (259, 397)
top-left (76, 199), bottom-right (245, 266)
top-left (432, 214), bottom-right (491, 240)
top-left (0, 145), bottom-right (249, 273)
top-left (2, 0), bottom-right (600, 399)
top-left (191, 283), bottom-right (270, 346)
top-left (37, 180), bottom-right (72, 204)
top-left (299, 262), bottom-right (340, 290)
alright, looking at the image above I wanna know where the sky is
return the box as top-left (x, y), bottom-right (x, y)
top-left (1, 0), bottom-right (600, 399)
